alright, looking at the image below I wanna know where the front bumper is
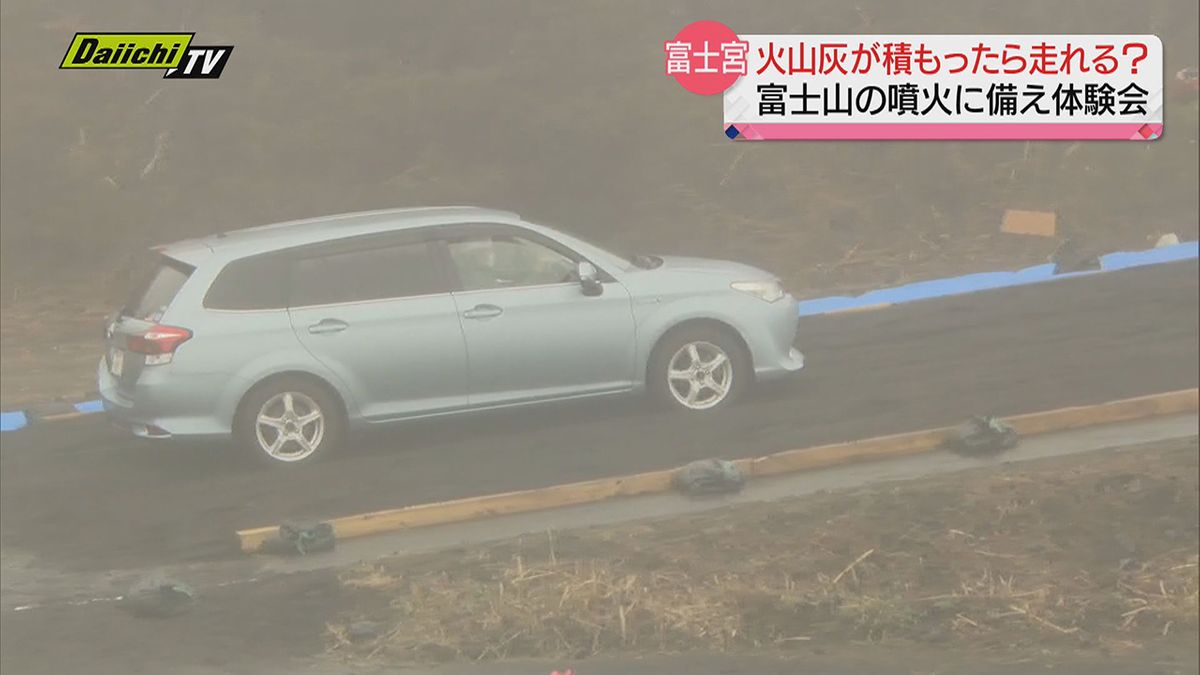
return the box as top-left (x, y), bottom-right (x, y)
top-left (758, 344), bottom-right (805, 380)
top-left (747, 302), bottom-right (805, 380)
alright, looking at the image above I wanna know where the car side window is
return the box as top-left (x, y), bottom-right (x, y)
top-left (290, 241), bottom-right (447, 307)
top-left (204, 255), bottom-right (288, 310)
top-left (447, 235), bottom-right (577, 291)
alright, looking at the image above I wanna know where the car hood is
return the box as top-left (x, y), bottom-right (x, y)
top-left (616, 255), bottom-right (778, 296)
top-left (651, 255), bottom-right (774, 280)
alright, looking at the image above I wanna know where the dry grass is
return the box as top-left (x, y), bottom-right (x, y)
top-left (328, 439), bottom-right (1199, 663)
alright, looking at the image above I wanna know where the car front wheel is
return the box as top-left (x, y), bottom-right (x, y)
top-left (649, 327), bottom-right (750, 412)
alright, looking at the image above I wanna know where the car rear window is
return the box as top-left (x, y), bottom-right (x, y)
top-left (204, 254), bottom-right (288, 310)
top-left (290, 241), bottom-right (446, 307)
top-left (123, 255), bottom-right (194, 321)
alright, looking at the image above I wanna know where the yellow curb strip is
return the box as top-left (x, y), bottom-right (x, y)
top-left (822, 302), bottom-right (893, 316)
top-left (39, 411), bottom-right (91, 422)
top-left (236, 388), bottom-right (1198, 553)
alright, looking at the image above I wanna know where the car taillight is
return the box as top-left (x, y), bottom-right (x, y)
top-left (126, 325), bottom-right (192, 364)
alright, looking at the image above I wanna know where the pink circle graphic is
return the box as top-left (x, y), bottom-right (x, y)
top-left (665, 20), bottom-right (745, 96)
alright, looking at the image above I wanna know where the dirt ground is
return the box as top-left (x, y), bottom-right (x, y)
top-left (326, 438), bottom-right (1199, 667)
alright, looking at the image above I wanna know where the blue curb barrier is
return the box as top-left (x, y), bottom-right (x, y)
top-left (74, 400), bottom-right (104, 414)
top-left (0, 411), bottom-right (30, 432)
top-left (798, 240), bottom-right (1196, 317)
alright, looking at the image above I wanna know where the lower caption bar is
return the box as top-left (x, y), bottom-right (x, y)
top-left (726, 122), bottom-right (1163, 141)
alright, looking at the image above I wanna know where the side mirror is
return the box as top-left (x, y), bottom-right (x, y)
top-left (577, 261), bottom-right (603, 296)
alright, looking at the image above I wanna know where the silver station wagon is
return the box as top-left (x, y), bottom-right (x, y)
top-left (100, 207), bottom-right (804, 464)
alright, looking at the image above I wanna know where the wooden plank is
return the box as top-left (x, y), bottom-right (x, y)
top-left (238, 468), bottom-right (676, 552)
top-left (1006, 389), bottom-right (1197, 435)
top-left (1002, 209), bottom-right (1057, 236)
top-left (743, 427), bottom-right (954, 477)
top-left (822, 303), bottom-right (894, 316)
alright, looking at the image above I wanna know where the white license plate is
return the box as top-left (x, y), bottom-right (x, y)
top-left (109, 349), bottom-right (124, 377)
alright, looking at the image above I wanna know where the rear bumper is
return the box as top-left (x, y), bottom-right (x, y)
top-left (97, 358), bottom-right (230, 439)
top-left (104, 413), bottom-right (173, 439)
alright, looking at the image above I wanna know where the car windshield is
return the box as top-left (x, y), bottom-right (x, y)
top-left (533, 223), bottom-right (654, 271)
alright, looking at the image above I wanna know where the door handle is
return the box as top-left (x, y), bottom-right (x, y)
top-left (308, 318), bottom-right (349, 334)
top-left (462, 304), bottom-right (503, 320)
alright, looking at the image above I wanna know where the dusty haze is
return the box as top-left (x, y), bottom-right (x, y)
top-left (2, 0), bottom-right (1197, 299)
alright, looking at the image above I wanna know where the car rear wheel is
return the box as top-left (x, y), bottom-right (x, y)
top-left (649, 327), bottom-right (750, 412)
top-left (235, 377), bottom-right (344, 465)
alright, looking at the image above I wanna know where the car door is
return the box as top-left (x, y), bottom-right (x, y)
top-left (441, 225), bottom-right (637, 406)
top-left (286, 233), bottom-right (469, 420)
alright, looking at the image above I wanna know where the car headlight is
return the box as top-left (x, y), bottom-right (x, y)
top-left (731, 280), bottom-right (786, 303)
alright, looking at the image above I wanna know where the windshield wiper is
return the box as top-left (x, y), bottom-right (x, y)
top-left (631, 254), bottom-right (663, 269)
